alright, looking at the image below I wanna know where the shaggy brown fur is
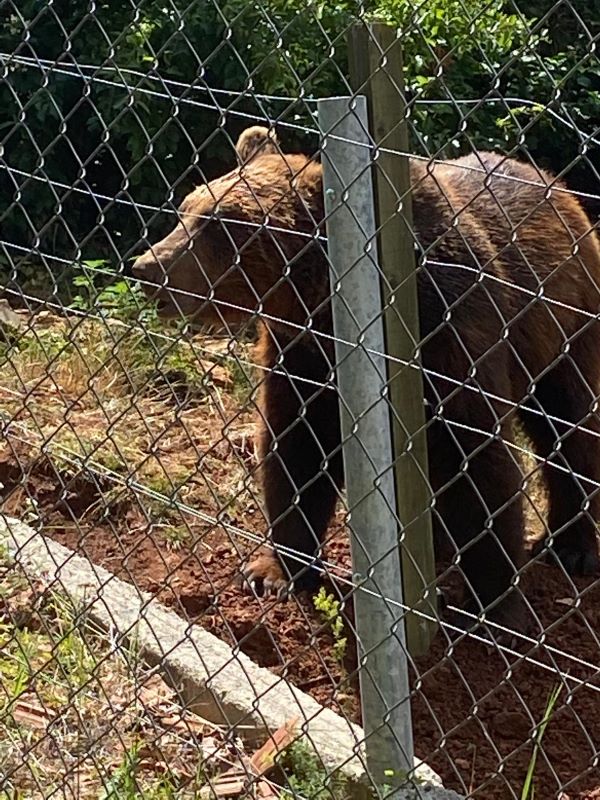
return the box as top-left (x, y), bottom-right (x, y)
top-left (132, 127), bottom-right (600, 631)
top-left (235, 125), bottom-right (280, 165)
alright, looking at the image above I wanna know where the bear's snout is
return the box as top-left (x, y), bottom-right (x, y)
top-left (131, 248), bottom-right (177, 312)
top-left (132, 224), bottom-right (198, 294)
top-left (131, 250), bottom-right (164, 283)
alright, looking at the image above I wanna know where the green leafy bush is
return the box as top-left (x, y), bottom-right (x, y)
top-left (1, 0), bottom-right (598, 302)
top-left (221, 0), bottom-right (600, 189)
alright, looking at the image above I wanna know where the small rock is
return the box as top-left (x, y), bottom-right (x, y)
top-left (0, 299), bottom-right (24, 329)
top-left (491, 710), bottom-right (531, 739)
top-left (454, 758), bottom-right (471, 770)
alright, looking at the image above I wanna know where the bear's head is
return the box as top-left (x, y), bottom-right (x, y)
top-left (235, 125), bottom-right (280, 165)
top-left (131, 127), bottom-right (327, 329)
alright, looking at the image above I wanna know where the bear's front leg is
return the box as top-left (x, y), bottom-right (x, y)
top-left (243, 419), bottom-right (343, 594)
top-left (243, 338), bottom-right (344, 598)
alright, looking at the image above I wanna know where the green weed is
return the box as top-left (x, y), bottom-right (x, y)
top-left (313, 587), bottom-right (347, 663)
top-left (71, 260), bottom-right (159, 328)
top-left (16, 326), bottom-right (71, 362)
top-left (278, 739), bottom-right (347, 800)
top-left (520, 684), bottom-right (563, 800)
top-left (160, 524), bottom-right (192, 551)
top-left (141, 469), bottom-right (194, 520)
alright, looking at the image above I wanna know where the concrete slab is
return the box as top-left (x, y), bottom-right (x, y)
top-left (0, 515), bottom-right (464, 800)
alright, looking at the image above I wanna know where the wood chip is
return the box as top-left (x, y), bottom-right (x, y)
top-left (211, 774), bottom-right (247, 797)
top-left (555, 597), bottom-right (576, 608)
top-left (12, 696), bottom-right (55, 729)
top-left (208, 718), bottom-right (298, 799)
top-left (137, 673), bottom-right (209, 737)
top-left (256, 781), bottom-right (281, 800)
top-left (249, 716), bottom-right (300, 776)
top-left (255, 779), bottom-right (280, 799)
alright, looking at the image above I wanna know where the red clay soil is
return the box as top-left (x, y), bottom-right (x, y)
top-left (2, 436), bottom-right (600, 799)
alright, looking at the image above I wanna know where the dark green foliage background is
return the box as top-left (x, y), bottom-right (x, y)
top-left (1, 0), bottom-right (598, 299)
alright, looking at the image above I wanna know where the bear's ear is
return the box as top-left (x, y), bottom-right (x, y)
top-left (235, 125), bottom-right (280, 165)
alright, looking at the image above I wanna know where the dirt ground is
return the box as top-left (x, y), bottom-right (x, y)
top-left (2, 312), bottom-right (600, 799)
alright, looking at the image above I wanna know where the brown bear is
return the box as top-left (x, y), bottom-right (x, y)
top-left (132, 125), bottom-right (600, 632)
top-left (235, 125), bottom-right (280, 165)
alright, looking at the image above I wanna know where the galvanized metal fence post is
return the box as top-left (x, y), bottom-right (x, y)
top-left (318, 95), bottom-right (414, 789)
top-left (349, 22), bottom-right (437, 657)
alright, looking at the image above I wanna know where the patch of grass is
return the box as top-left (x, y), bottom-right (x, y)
top-left (277, 740), bottom-right (348, 800)
top-left (0, 553), bottom-right (233, 799)
top-left (15, 326), bottom-right (72, 363)
top-left (100, 741), bottom-right (144, 800)
top-left (0, 317), bottom-right (147, 401)
top-left (51, 428), bottom-right (129, 475)
top-left (159, 524), bottom-right (193, 552)
top-left (70, 262), bottom-right (237, 401)
top-left (1, 311), bottom-right (229, 412)
top-left (520, 684), bottom-right (562, 800)
top-left (0, 302), bottom-right (258, 612)
top-left (140, 468), bottom-right (196, 521)
top-left (158, 345), bottom-right (215, 393)
top-left (100, 741), bottom-right (208, 799)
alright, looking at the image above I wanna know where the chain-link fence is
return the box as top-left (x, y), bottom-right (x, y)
top-left (1, 1), bottom-right (600, 798)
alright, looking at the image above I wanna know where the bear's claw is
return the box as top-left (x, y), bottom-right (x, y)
top-left (242, 546), bottom-right (323, 598)
top-left (243, 548), bottom-right (293, 599)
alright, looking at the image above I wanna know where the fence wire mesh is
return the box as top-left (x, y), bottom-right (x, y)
top-left (1, 1), bottom-right (600, 798)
